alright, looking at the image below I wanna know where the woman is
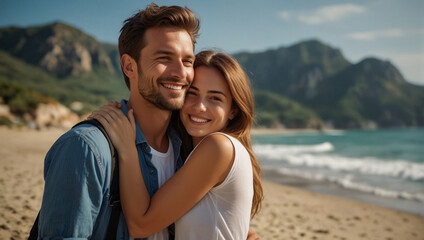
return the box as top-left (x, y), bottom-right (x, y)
top-left (90, 50), bottom-right (262, 239)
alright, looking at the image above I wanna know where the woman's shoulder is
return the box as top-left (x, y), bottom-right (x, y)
top-left (190, 133), bottom-right (235, 163)
top-left (198, 133), bottom-right (234, 152)
top-left (202, 132), bottom-right (246, 152)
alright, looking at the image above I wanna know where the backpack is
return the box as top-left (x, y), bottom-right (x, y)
top-left (28, 119), bottom-right (121, 240)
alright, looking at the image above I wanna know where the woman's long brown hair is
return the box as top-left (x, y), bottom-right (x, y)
top-left (172, 50), bottom-right (263, 218)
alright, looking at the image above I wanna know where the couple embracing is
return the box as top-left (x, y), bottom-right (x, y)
top-left (36, 3), bottom-right (262, 240)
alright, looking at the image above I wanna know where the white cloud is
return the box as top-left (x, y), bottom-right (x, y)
top-left (278, 11), bottom-right (290, 20)
top-left (348, 29), bottom-right (404, 41)
top-left (279, 4), bottom-right (366, 24)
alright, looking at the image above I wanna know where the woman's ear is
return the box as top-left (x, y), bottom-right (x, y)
top-left (229, 107), bottom-right (239, 120)
top-left (121, 54), bottom-right (137, 79)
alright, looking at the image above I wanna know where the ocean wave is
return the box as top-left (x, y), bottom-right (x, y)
top-left (253, 142), bottom-right (335, 155)
top-left (274, 168), bottom-right (424, 202)
top-left (321, 130), bottom-right (345, 136)
top-left (254, 144), bottom-right (424, 181)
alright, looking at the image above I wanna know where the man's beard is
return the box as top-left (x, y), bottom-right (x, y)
top-left (138, 74), bottom-right (187, 111)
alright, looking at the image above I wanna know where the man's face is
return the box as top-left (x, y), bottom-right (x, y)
top-left (136, 26), bottom-right (195, 110)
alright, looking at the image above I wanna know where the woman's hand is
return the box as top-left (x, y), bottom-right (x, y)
top-left (87, 102), bottom-right (136, 155)
top-left (105, 101), bottom-right (122, 109)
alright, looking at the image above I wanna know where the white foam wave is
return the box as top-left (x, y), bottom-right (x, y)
top-left (335, 175), bottom-right (424, 201)
top-left (275, 168), bottom-right (424, 202)
top-left (253, 142), bottom-right (334, 155)
top-left (322, 130), bottom-right (345, 136)
top-left (254, 144), bottom-right (424, 181)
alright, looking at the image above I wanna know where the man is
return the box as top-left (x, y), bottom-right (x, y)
top-left (39, 4), bottom-right (197, 239)
top-left (38, 3), bottom-right (259, 240)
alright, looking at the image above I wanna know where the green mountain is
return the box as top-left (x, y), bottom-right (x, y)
top-left (1, 22), bottom-right (423, 129)
top-left (0, 21), bottom-right (120, 77)
top-left (234, 39), bottom-right (351, 101)
top-left (0, 22), bottom-right (127, 113)
top-left (306, 58), bottom-right (424, 128)
top-left (234, 40), bottom-right (424, 128)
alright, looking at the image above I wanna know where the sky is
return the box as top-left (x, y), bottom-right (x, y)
top-left (0, 0), bottom-right (423, 85)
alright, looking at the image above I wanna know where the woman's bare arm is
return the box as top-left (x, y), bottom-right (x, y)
top-left (89, 105), bottom-right (234, 238)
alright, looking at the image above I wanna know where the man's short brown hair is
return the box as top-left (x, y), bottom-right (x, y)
top-left (119, 3), bottom-right (200, 89)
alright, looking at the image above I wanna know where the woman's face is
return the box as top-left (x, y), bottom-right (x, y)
top-left (180, 66), bottom-right (237, 144)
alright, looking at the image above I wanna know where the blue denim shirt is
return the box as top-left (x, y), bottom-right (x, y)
top-left (39, 99), bottom-right (183, 240)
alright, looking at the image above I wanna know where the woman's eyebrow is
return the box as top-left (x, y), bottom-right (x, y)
top-left (209, 90), bottom-right (226, 97)
top-left (190, 86), bottom-right (226, 97)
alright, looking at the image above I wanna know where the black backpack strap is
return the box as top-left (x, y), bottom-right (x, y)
top-left (106, 139), bottom-right (121, 240)
top-left (27, 212), bottom-right (39, 240)
top-left (28, 119), bottom-right (121, 240)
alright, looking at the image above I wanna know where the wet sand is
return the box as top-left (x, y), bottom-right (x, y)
top-left (250, 181), bottom-right (424, 239)
top-left (1, 127), bottom-right (423, 239)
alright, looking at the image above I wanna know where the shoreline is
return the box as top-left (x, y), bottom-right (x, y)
top-left (251, 127), bottom-right (321, 135)
top-left (251, 126), bottom-right (424, 135)
top-left (1, 127), bottom-right (423, 239)
top-left (262, 168), bottom-right (424, 217)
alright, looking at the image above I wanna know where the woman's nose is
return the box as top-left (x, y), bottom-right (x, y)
top-left (193, 99), bottom-right (207, 112)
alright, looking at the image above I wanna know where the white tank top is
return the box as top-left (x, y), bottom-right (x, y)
top-left (174, 133), bottom-right (253, 240)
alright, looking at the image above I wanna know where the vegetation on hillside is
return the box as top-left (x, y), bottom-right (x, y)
top-left (0, 81), bottom-right (52, 114)
top-left (0, 50), bottom-right (127, 113)
top-left (254, 90), bottom-right (323, 128)
top-left (235, 41), bottom-right (424, 129)
top-left (1, 22), bottom-right (423, 129)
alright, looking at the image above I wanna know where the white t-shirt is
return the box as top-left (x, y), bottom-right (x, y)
top-left (147, 138), bottom-right (174, 240)
top-left (130, 138), bottom-right (174, 240)
top-left (150, 138), bottom-right (175, 188)
top-left (174, 133), bottom-right (253, 240)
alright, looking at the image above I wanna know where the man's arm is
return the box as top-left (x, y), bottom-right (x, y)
top-left (39, 134), bottom-right (106, 239)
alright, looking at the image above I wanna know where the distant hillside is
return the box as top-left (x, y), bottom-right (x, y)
top-left (0, 22), bottom-right (120, 77)
top-left (0, 22), bottom-right (127, 113)
top-left (306, 58), bottom-right (424, 128)
top-left (0, 49), bottom-right (127, 112)
top-left (234, 39), bottom-right (351, 101)
top-left (1, 22), bottom-right (423, 129)
top-left (234, 40), bottom-right (424, 128)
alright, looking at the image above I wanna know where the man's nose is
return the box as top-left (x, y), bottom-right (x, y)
top-left (169, 60), bottom-right (187, 80)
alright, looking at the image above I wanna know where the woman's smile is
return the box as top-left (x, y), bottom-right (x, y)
top-left (180, 66), bottom-right (236, 143)
top-left (188, 114), bottom-right (210, 124)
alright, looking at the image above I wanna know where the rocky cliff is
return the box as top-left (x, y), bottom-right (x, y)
top-left (0, 22), bottom-right (119, 77)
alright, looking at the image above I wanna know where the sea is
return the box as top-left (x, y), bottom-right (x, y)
top-left (252, 127), bottom-right (424, 216)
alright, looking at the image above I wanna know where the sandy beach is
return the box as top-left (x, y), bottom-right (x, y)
top-left (0, 127), bottom-right (423, 240)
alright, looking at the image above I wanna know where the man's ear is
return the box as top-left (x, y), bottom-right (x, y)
top-left (121, 54), bottom-right (137, 79)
